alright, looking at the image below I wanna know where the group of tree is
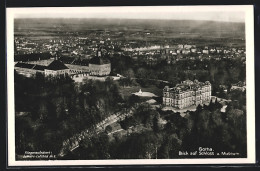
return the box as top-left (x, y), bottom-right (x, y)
top-left (110, 54), bottom-right (245, 92)
top-left (182, 100), bottom-right (247, 158)
top-left (15, 72), bottom-right (124, 156)
top-left (70, 95), bottom-right (247, 159)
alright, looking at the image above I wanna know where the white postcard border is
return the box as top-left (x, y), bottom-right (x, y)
top-left (7, 5), bottom-right (255, 166)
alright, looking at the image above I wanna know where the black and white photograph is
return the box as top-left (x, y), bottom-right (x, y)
top-left (6, 5), bottom-right (255, 166)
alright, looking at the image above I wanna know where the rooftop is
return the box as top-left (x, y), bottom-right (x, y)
top-left (164, 80), bottom-right (211, 93)
top-left (15, 59), bottom-right (68, 71)
top-left (27, 59), bottom-right (54, 66)
top-left (46, 60), bottom-right (69, 70)
top-left (15, 63), bottom-right (35, 69)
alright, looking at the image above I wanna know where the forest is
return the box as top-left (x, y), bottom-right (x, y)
top-left (15, 72), bottom-right (123, 157)
top-left (111, 55), bottom-right (245, 95)
top-left (64, 98), bottom-right (246, 159)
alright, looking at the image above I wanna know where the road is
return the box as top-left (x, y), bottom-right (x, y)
top-left (130, 77), bottom-right (170, 84)
top-left (118, 74), bottom-right (170, 84)
top-left (58, 108), bottom-right (134, 157)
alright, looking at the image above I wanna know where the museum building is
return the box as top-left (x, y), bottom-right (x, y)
top-left (163, 80), bottom-right (211, 109)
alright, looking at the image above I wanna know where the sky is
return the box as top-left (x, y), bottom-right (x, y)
top-left (9, 6), bottom-right (249, 22)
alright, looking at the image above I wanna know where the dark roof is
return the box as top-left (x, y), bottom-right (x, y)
top-left (89, 56), bottom-right (110, 65)
top-left (46, 60), bottom-right (69, 70)
top-left (59, 56), bottom-right (89, 66)
top-left (164, 80), bottom-right (211, 93)
top-left (72, 59), bottom-right (89, 66)
top-left (33, 65), bottom-right (47, 71)
top-left (15, 60), bottom-right (69, 71)
top-left (15, 62), bottom-right (35, 69)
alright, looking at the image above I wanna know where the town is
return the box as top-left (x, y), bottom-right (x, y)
top-left (15, 33), bottom-right (246, 65)
top-left (14, 18), bottom-right (247, 160)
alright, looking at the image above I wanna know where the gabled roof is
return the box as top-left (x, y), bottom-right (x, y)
top-left (164, 80), bottom-right (211, 93)
top-left (72, 59), bottom-right (89, 66)
top-left (15, 62), bottom-right (35, 69)
top-left (46, 60), bottom-right (69, 70)
top-left (27, 59), bottom-right (54, 66)
top-left (89, 56), bottom-right (110, 65)
top-left (33, 65), bottom-right (47, 71)
top-left (15, 60), bottom-right (69, 71)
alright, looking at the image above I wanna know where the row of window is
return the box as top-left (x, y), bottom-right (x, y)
top-left (89, 68), bottom-right (110, 72)
top-left (164, 86), bottom-right (211, 97)
top-left (164, 92), bottom-right (211, 99)
top-left (164, 99), bottom-right (211, 109)
top-left (165, 101), bottom-right (200, 109)
top-left (164, 98), bottom-right (210, 104)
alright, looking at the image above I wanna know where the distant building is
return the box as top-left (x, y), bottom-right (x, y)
top-left (210, 48), bottom-right (216, 53)
top-left (202, 49), bottom-right (209, 54)
top-left (230, 81), bottom-right (246, 92)
top-left (216, 48), bottom-right (223, 53)
top-left (163, 80), bottom-right (211, 109)
top-left (224, 50), bottom-right (231, 54)
top-left (184, 44), bottom-right (195, 49)
top-left (191, 48), bottom-right (197, 53)
top-left (88, 50), bottom-right (111, 76)
top-left (182, 49), bottom-right (191, 54)
top-left (178, 44), bottom-right (184, 49)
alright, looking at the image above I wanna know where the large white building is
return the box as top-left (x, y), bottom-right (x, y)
top-left (163, 80), bottom-right (211, 109)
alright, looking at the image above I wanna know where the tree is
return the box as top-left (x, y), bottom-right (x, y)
top-left (152, 115), bottom-right (159, 133)
top-left (15, 116), bottom-right (34, 154)
top-left (136, 68), bottom-right (149, 87)
top-left (37, 101), bottom-right (48, 121)
top-left (127, 94), bottom-right (140, 107)
top-left (79, 133), bottom-right (110, 159)
top-left (196, 104), bottom-right (203, 112)
top-left (105, 125), bottom-right (113, 133)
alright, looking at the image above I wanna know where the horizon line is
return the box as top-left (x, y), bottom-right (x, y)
top-left (14, 17), bottom-right (245, 24)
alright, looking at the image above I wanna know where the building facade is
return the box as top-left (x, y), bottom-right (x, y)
top-left (89, 63), bottom-right (111, 76)
top-left (88, 50), bottom-right (111, 76)
top-left (65, 64), bottom-right (90, 75)
top-left (163, 80), bottom-right (211, 109)
top-left (15, 49), bottom-right (111, 78)
top-left (15, 59), bottom-right (70, 77)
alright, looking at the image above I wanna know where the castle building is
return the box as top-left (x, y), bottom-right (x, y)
top-left (15, 48), bottom-right (111, 78)
top-left (163, 80), bottom-right (211, 109)
top-left (88, 50), bottom-right (111, 76)
top-left (15, 59), bottom-right (70, 77)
